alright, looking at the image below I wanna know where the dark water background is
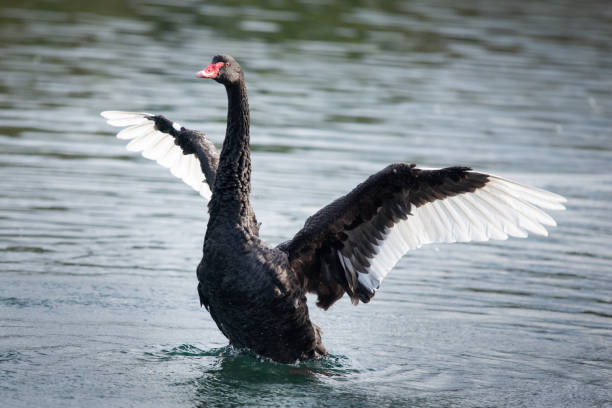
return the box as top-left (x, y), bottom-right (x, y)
top-left (1, 0), bottom-right (611, 407)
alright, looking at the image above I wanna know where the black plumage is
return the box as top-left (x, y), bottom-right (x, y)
top-left (102, 54), bottom-right (565, 364)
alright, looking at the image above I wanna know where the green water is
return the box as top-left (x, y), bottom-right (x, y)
top-left (1, 0), bottom-right (611, 407)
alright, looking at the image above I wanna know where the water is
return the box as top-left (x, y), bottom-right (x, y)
top-left (1, 0), bottom-right (611, 406)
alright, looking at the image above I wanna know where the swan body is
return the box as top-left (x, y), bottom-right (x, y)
top-left (102, 55), bottom-right (566, 363)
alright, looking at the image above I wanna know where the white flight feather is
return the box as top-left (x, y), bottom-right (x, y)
top-left (352, 173), bottom-right (566, 294)
top-left (101, 111), bottom-right (212, 200)
top-left (143, 137), bottom-right (174, 161)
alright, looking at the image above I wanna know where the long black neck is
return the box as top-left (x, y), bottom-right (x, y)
top-left (208, 77), bottom-right (259, 236)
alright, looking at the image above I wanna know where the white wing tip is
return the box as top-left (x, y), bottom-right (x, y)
top-left (103, 110), bottom-right (211, 200)
top-left (101, 110), bottom-right (144, 119)
top-left (101, 110), bottom-right (152, 126)
top-left (487, 175), bottom-right (567, 210)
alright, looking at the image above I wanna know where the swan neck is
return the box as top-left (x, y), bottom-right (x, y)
top-left (208, 78), bottom-right (258, 235)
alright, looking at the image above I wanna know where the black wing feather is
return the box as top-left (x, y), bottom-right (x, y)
top-left (147, 114), bottom-right (219, 187)
top-left (278, 163), bottom-right (488, 309)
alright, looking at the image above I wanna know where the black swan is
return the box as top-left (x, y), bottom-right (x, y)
top-left (101, 54), bottom-right (566, 363)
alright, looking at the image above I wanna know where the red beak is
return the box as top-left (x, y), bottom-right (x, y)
top-left (196, 62), bottom-right (225, 79)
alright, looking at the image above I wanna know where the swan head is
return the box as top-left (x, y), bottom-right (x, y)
top-left (196, 54), bottom-right (243, 85)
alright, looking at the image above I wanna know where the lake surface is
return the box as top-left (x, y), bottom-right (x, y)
top-left (1, 0), bottom-right (611, 406)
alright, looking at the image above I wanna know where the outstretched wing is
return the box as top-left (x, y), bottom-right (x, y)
top-left (279, 163), bottom-right (566, 309)
top-left (101, 111), bottom-right (219, 199)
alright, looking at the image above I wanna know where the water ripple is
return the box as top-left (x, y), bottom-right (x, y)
top-left (1, 0), bottom-right (611, 407)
